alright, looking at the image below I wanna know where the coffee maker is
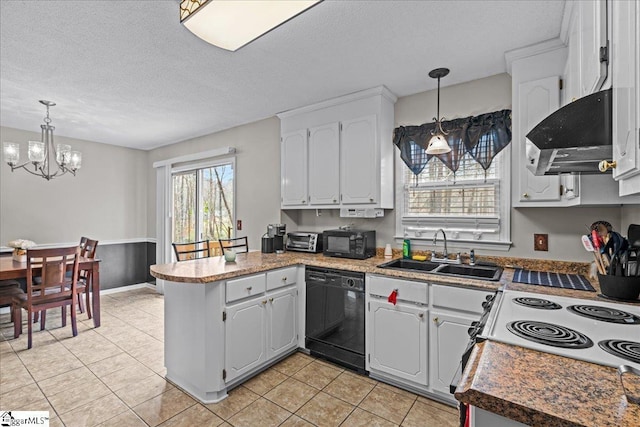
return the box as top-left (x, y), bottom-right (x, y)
top-left (269, 223), bottom-right (286, 253)
top-left (262, 224), bottom-right (286, 253)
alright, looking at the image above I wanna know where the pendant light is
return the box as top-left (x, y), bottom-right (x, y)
top-left (426, 68), bottom-right (452, 155)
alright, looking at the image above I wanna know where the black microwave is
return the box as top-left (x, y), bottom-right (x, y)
top-left (323, 229), bottom-right (376, 259)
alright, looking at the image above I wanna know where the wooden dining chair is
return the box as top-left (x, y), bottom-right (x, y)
top-left (172, 240), bottom-right (210, 261)
top-left (208, 241), bottom-right (224, 257)
top-left (218, 237), bottom-right (249, 254)
top-left (13, 246), bottom-right (81, 349)
top-left (0, 280), bottom-right (25, 324)
top-left (77, 237), bottom-right (98, 318)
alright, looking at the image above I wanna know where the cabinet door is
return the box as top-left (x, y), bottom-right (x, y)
top-left (225, 297), bottom-right (267, 382)
top-left (563, 7), bottom-right (581, 106)
top-left (281, 130), bottom-right (308, 206)
top-left (340, 115), bottom-right (378, 204)
top-left (267, 287), bottom-right (297, 360)
top-left (429, 311), bottom-right (476, 395)
top-left (369, 300), bottom-right (428, 385)
top-left (309, 122), bottom-right (340, 205)
top-left (516, 77), bottom-right (561, 202)
top-left (612, 0), bottom-right (640, 181)
top-left (579, 0), bottom-right (607, 96)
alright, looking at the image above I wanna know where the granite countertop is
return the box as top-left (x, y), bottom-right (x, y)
top-left (150, 251), bottom-right (640, 426)
top-left (455, 341), bottom-right (640, 427)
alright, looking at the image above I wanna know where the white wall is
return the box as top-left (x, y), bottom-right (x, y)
top-left (146, 117), bottom-right (281, 251)
top-left (0, 126), bottom-right (147, 245)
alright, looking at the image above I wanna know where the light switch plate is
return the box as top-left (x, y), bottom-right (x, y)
top-left (534, 234), bottom-right (548, 251)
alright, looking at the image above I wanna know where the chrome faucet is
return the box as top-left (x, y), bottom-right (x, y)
top-left (433, 229), bottom-right (448, 258)
top-left (431, 229), bottom-right (461, 264)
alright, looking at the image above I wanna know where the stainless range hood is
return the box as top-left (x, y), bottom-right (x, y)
top-left (525, 89), bottom-right (612, 175)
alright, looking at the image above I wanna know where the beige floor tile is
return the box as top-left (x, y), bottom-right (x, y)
top-left (114, 374), bottom-right (174, 407)
top-left (279, 415), bottom-right (315, 426)
top-left (342, 408), bottom-right (399, 427)
top-left (263, 377), bottom-right (318, 412)
top-left (0, 383), bottom-right (46, 410)
top-left (159, 404), bottom-right (224, 427)
top-left (417, 396), bottom-right (459, 415)
top-left (49, 417), bottom-right (65, 427)
top-left (97, 410), bottom-right (148, 427)
top-left (133, 386), bottom-right (196, 426)
top-left (228, 397), bottom-right (291, 427)
top-left (7, 395), bottom-right (56, 414)
top-left (0, 359), bottom-right (34, 395)
top-left (38, 366), bottom-right (98, 396)
top-left (375, 380), bottom-right (418, 400)
top-left (358, 385), bottom-right (416, 424)
top-left (99, 362), bottom-right (156, 391)
top-left (292, 360), bottom-right (342, 389)
top-left (295, 391), bottom-right (354, 427)
top-left (22, 354), bottom-right (84, 382)
top-left (204, 386), bottom-right (260, 420)
top-left (47, 377), bottom-right (112, 415)
top-left (242, 368), bottom-right (288, 396)
top-left (401, 400), bottom-right (458, 427)
top-left (271, 352), bottom-right (314, 376)
top-left (60, 393), bottom-right (129, 427)
top-left (323, 372), bottom-right (376, 406)
top-left (87, 352), bottom-right (141, 378)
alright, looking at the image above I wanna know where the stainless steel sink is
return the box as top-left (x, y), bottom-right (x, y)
top-left (377, 259), bottom-right (503, 281)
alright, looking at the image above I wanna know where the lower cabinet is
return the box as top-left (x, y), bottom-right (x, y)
top-left (225, 286), bottom-right (297, 383)
top-left (429, 310), bottom-right (478, 395)
top-left (368, 299), bottom-right (428, 385)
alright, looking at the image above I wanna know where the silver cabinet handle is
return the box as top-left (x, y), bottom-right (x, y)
top-left (269, 298), bottom-right (274, 303)
top-left (418, 313), bottom-right (424, 319)
top-left (262, 300), bottom-right (267, 305)
top-left (282, 276), bottom-right (287, 282)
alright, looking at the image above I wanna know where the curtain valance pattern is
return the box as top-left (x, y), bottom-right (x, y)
top-left (393, 109), bottom-right (512, 175)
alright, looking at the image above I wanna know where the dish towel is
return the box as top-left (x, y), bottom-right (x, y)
top-left (513, 269), bottom-right (595, 292)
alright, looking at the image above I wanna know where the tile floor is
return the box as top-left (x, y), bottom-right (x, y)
top-left (0, 287), bottom-right (459, 427)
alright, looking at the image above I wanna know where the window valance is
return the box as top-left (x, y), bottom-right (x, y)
top-left (393, 109), bottom-right (512, 175)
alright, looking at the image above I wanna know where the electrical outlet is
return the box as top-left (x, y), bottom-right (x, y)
top-left (237, 219), bottom-right (242, 230)
top-left (534, 234), bottom-right (548, 251)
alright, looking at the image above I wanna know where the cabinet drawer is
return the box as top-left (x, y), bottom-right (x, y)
top-left (431, 284), bottom-right (492, 314)
top-left (368, 275), bottom-right (428, 305)
top-left (226, 274), bottom-right (266, 303)
top-left (266, 267), bottom-right (297, 291)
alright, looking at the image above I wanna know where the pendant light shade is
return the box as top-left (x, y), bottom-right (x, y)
top-left (425, 67), bottom-right (452, 155)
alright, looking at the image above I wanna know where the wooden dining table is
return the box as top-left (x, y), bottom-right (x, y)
top-left (0, 255), bottom-right (102, 327)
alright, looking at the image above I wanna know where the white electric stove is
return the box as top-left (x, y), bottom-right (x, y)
top-left (482, 290), bottom-right (640, 370)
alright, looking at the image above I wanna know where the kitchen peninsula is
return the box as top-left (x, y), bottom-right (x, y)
top-left (150, 252), bottom-right (639, 427)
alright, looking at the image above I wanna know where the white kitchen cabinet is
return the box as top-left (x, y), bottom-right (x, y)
top-left (225, 285), bottom-right (297, 383)
top-left (429, 311), bottom-right (477, 396)
top-left (281, 129), bottom-right (308, 206)
top-left (368, 299), bottom-right (428, 386)
top-left (225, 296), bottom-right (267, 382)
top-left (266, 287), bottom-right (297, 360)
top-left (308, 122), bottom-right (340, 205)
top-left (340, 115), bottom-right (378, 204)
top-left (278, 86), bottom-right (396, 210)
top-left (578, 0), bottom-right (608, 96)
top-left (514, 76), bottom-right (562, 204)
top-left (612, 0), bottom-right (640, 195)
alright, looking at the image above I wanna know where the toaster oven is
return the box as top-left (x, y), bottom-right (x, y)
top-left (285, 232), bottom-right (323, 253)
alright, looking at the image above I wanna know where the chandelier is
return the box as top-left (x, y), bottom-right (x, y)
top-left (2, 100), bottom-right (82, 181)
top-left (426, 68), bottom-right (452, 155)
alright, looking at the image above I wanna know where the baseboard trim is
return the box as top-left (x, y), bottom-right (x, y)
top-left (0, 283), bottom-right (157, 314)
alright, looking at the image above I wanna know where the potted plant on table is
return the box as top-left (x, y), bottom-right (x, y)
top-left (7, 239), bottom-right (36, 263)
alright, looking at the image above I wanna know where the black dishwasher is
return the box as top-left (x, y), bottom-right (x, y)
top-left (305, 266), bottom-right (366, 372)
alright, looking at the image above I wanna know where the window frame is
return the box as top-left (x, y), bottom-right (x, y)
top-left (394, 144), bottom-right (512, 251)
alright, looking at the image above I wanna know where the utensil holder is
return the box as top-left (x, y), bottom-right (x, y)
top-left (597, 273), bottom-right (640, 301)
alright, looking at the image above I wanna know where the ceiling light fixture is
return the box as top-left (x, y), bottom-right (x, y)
top-left (180, 0), bottom-right (321, 52)
top-left (2, 100), bottom-right (82, 181)
top-left (426, 67), bottom-right (452, 155)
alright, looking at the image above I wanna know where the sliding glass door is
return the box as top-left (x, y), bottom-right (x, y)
top-left (172, 161), bottom-right (234, 245)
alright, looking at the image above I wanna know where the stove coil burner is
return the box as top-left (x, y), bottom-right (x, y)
top-left (512, 297), bottom-right (562, 310)
top-left (598, 340), bottom-right (640, 364)
top-left (506, 320), bottom-right (593, 349)
top-left (566, 305), bottom-right (640, 324)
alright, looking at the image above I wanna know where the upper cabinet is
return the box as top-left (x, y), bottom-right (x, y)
top-left (578, 0), bottom-right (608, 95)
top-left (278, 86), bottom-right (396, 210)
top-left (611, 0), bottom-right (640, 195)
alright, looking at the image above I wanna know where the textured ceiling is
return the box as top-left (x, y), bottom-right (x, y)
top-left (0, 0), bottom-right (565, 150)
